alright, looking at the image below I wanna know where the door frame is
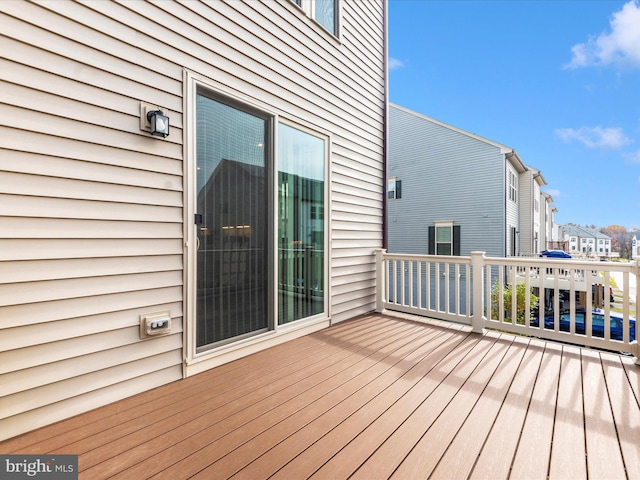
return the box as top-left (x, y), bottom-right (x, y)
top-left (182, 71), bottom-right (331, 378)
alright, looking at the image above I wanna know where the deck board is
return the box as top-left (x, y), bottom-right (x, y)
top-left (548, 345), bottom-right (587, 479)
top-left (509, 341), bottom-right (563, 480)
top-left (1, 312), bottom-right (639, 480)
top-left (468, 338), bottom-right (545, 480)
top-left (88, 319), bottom-right (422, 478)
top-left (387, 333), bottom-right (515, 479)
top-left (270, 325), bottom-right (469, 479)
top-left (231, 323), bottom-right (453, 479)
top-left (428, 335), bottom-right (530, 480)
top-left (602, 354), bottom-right (640, 480)
top-left (581, 349), bottom-right (626, 479)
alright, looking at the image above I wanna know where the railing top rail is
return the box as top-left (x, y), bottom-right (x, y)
top-left (382, 252), bottom-right (471, 265)
top-left (484, 255), bottom-right (637, 272)
top-left (382, 252), bottom-right (637, 272)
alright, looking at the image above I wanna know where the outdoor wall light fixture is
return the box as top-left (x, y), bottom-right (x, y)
top-left (147, 110), bottom-right (170, 138)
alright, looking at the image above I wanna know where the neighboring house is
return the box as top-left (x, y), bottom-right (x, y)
top-left (0, 0), bottom-right (386, 440)
top-left (563, 225), bottom-right (612, 258)
top-left (518, 168), bottom-right (546, 255)
top-left (387, 104), bottom-right (529, 258)
top-left (539, 192), bottom-right (556, 250)
top-left (631, 232), bottom-right (640, 259)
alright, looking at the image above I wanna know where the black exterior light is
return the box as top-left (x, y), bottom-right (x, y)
top-left (147, 110), bottom-right (170, 138)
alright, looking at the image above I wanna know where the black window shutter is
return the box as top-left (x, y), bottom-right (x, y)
top-left (453, 225), bottom-right (461, 256)
top-left (395, 180), bottom-right (402, 199)
top-left (428, 226), bottom-right (435, 255)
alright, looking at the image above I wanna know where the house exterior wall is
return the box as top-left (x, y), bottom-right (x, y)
top-left (388, 104), bottom-right (507, 258)
top-left (540, 194), bottom-right (553, 250)
top-left (517, 171), bottom-right (532, 254)
top-left (0, 0), bottom-right (385, 440)
top-left (532, 180), bottom-right (541, 252)
top-left (505, 163), bottom-right (520, 256)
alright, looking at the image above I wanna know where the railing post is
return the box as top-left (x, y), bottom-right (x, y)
top-left (470, 251), bottom-right (486, 334)
top-left (375, 248), bottom-right (387, 313)
top-left (634, 259), bottom-right (640, 365)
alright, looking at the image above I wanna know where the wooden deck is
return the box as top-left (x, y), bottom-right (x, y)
top-left (2, 312), bottom-right (640, 479)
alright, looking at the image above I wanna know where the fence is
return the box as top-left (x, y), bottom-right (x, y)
top-left (375, 249), bottom-right (639, 362)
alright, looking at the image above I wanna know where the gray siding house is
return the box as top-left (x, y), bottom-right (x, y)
top-left (388, 104), bottom-right (527, 258)
top-left (0, 0), bottom-right (386, 441)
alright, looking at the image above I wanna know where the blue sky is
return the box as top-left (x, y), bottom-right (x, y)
top-left (388, 0), bottom-right (640, 230)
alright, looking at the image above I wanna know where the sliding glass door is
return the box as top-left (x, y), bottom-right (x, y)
top-left (191, 85), bottom-right (327, 353)
top-left (195, 91), bottom-right (271, 349)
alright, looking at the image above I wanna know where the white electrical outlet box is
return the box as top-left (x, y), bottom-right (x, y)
top-left (140, 311), bottom-right (171, 338)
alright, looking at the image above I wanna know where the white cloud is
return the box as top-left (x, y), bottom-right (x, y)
top-left (388, 57), bottom-right (405, 70)
top-left (555, 126), bottom-right (631, 148)
top-left (566, 0), bottom-right (640, 69)
top-left (545, 189), bottom-right (561, 197)
top-left (623, 150), bottom-right (640, 163)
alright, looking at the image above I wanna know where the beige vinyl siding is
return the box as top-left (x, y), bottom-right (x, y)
top-left (0, 0), bottom-right (384, 440)
top-left (0, 0), bottom-right (184, 440)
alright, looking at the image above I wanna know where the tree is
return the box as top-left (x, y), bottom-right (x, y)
top-left (600, 225), bottom-right (633, 259)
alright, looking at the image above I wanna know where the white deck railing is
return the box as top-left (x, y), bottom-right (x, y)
top-left (375, 249), bottom-right (640, 362)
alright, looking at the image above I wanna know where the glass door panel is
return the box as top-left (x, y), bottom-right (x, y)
top-left (277, 123), bottom-right (325, 324)
top-left (196, 93), bottom-right (269, 349)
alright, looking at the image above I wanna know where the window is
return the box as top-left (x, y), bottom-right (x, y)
top-left (428, 223), bottom-right (461, 256)
top-left (387, 177), bottom-right (401, 199)
top-left (508, 170), bottom-right (517, 203)
top-left (278, 123), bottom-right (326, 325)
top-left (436, 225), bottom-right (452, 255)
top-left (534, 198), bottom-right (539, 212)
top-left (291, 0), bottom-right (338, 35)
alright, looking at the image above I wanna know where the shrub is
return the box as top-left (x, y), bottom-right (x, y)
top-left (491, 283), bottom-right (539, 324)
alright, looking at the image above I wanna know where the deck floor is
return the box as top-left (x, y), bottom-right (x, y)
top-left (2, 312), bottom-right (640, 479)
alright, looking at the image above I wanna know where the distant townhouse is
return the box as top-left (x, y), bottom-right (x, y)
top-left (388, 104), bottom-right (535, 258)
top-left (563, 225), bottom-right (612, 258)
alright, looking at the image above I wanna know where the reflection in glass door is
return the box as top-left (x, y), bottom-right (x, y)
top-left (278, 123), bottom-right (325, 324)
top-left (195, 91), bottom-right (270, 350)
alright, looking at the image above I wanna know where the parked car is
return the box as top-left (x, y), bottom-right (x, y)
top-left (540, 250), bottom-right (572, 259)
top-left (531, 308), bottom-right (636, 342)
